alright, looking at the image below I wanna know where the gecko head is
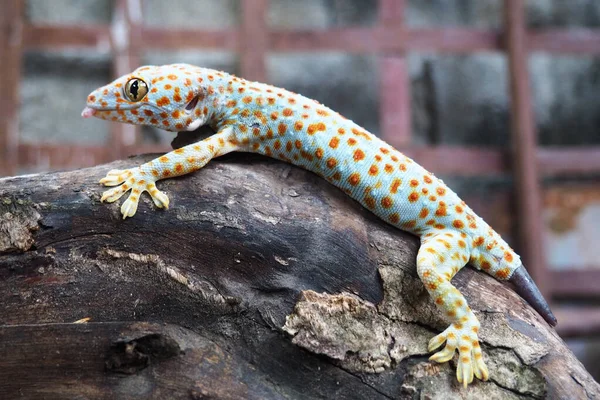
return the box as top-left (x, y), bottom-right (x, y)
top-left (82, 64), bottom-right (208, 132)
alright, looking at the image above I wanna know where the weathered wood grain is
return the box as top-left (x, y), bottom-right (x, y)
top-left (0, 154), bottom-right (598, 399)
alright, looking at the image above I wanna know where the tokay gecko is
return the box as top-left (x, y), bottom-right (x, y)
top-left (82, 64), bottom-right (557, 387)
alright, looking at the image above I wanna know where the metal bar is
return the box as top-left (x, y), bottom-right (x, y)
top-left (538, 147), bottom-right (600, 176)
top-left (529, 29), bottom-right (600, 54)
top-left (551, 269), bottom-right (600, 298)
top-left (378, 0), bottom-right (411, 145)
top-left (17, 143), bottom-right (169, 169)
top-left (23, 24), bottom-right (111, 49)
top-left (239, 0), bottom-right (268, 82)
top-left (109, 0), bottom-right (142, 157)
top-left (19, 24), bottom-right (600, 55)
top-left (380, 57), bottom-right (412, 144)
top-left (554, 306), bottom-right (600, 338)
top-left (0, 0), bottom-right (24, 177)
top-left (140, 28), bottom-right (238, 49)
top-left (504, 0), bottom-right (549, 297)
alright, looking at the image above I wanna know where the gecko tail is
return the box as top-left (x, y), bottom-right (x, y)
top-left (508, 264), bottom-right (557, 326)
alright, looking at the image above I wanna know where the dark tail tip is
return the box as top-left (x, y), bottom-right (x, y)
top-left (508, 265), bottom-right (557, 327)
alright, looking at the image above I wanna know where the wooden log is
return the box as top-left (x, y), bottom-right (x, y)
top-left (0, 153), bottom-right (598, 399)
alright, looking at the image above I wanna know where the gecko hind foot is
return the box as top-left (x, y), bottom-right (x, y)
top-left (99, 167), bottom-right (169, 219)
top-left (428, 322), bottom-right (489, 387)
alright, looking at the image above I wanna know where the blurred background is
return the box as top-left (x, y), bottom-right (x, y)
top-left (1, 0), bottom-right (599, 381)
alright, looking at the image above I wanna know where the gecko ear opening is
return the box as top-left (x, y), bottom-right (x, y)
top-left (185, 95), bottom-right (200, 112)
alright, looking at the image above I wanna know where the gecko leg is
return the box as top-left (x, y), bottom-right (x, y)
top-left (99, 126), bottom-right (240, 219)
top-left (417, 231), bottom-right (489, 387)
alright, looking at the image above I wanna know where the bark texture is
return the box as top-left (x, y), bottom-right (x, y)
top-left (0, 153), bottom-right (598, 400)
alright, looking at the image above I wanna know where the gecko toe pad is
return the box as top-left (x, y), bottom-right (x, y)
top-left (428, 322), bottom-right (489, 388)
top-left (99, 167), bottom-right (169, 219)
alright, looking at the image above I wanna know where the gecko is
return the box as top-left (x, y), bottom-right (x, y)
top-left (82, 63), bottom-right (556, 388)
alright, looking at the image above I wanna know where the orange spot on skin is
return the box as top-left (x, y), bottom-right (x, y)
top-left (167, 74), bottom-right (178, 80)
top-left (271, 112), bottom-right (279, 121)
top-left (381, 196), bottom-right (393, 209)
top-left (286, 141), bottom-right (292, 152)
top-left (329, 137), bottom-right (340, 149)
top-left (481, 260), bottom-right (492, 270)
top-left (404, 220), bottom-right (417, 229)
top-left (283, 108), bottom-right (293, 117)
top-left (410, 179), bottom-right (419, 187)
top-left (278, 123), bottom-right (287, 135)
top-left (174, 148), bottom-right (185, 154)
top-left (326, 158), bottom-right (337, 168)
top-left (315, 148), bottom-right (324, 159)
top-left (175, 164), bottom-right (184, 173)
top-left (453, 220), bottom-right (465, 229)
top-left (338, 128), bottom-right (346, 134)
top-left (317, 109), bottom-right (329, 117)
top-left (390, 179), bottom-right (402, 194)
top-left (332, 172), bottom-right (342, 180)
top-left (347, 138), bottom-right (357, 146)
top-left (294, 121), bottom-right (304, 131)
top-left (399, 164), bottom-right (407, 172)
top-left (144, 110), bottom-right (154, 116)
top-left (369, 165), bottom-right (379, 176)
top-left (436, 187), bottom-right (446, 196)
top-left (474, 237), bottom-right (485, 247)
top-left (364, 196), bottom-right (376, 209)
top-left (389, 213), bottom-right (400, 224)
top-left (408, 192), bottom-right (419, 202)
top-left (496, 268), bottom-right (511, 279)
top-left (295, 140), bottom-right (302, 149)
top-left (435, 205), bottom-right (447, 217)
top-left (458, 240), bottom-right (466, 248)
top-left (157, 96), bottom-right (170, 107)
top-left (348, 173), bottom-right (360, 186)
top-left (504, 251), bottom-right (514, 263)
top-left (384, 164), bottom-right (393, 173)
top-left (419, 208), bottom-right (429, 219)
top-left (353, 149), bottom-right (366, 162)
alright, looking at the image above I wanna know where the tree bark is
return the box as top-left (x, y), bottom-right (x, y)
top-left (0, 153), bottom-right (598, 399)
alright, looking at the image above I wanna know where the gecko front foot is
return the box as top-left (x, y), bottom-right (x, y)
top-left (99, 167), bottom-right (169, 218)
top-left (428, 321), bottom-right (489, 387)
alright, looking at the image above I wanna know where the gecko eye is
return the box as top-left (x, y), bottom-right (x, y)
top-left (124, 78), bottom-right (148, 102)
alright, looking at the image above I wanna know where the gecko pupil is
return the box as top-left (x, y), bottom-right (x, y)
top-left (130, 81), bottom-right (139, 97)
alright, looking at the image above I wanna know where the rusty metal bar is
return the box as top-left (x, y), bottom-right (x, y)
top-left (378, 0), bottom-right (411, 145)
top-left (554, 306), bottom-right (600, 337)
top-left (23, 24), bottom-right (111, 49)
top-left (504, 0), bottom-right (549, 297)
top-left (239, 0), bottom-right (268, 82)
top-left (551, 270), bottom-right (600, 298)
top-left (109, 0), bottom-right (143, 158)
top-left (18, 22), bottom-right (600, 54)
top-left (14, 142), bottom-right (600, 177)
top-left (529, 29), bottom-right (600, 54)
top-left (0, 0), bottom-right (24, 177)
top-left (538, 147), bottom-right (600, 176)
top-left (141, 28), bottom-right (238, 49)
